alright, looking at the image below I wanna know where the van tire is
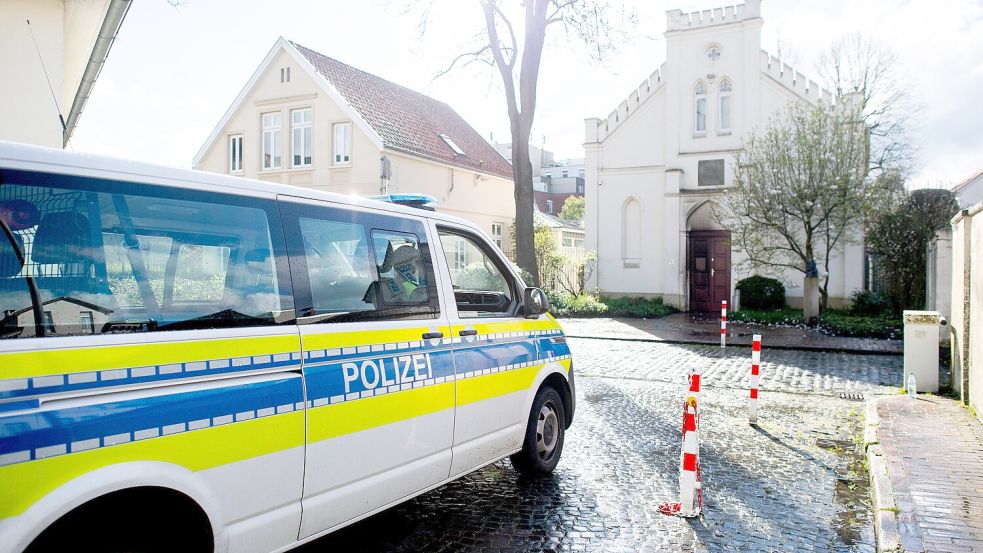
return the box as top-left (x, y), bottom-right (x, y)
top-left (510, 386), bottom-right (566, 476)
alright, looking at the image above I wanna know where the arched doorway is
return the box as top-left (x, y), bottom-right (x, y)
top-left (686, 201), bottom-right (730, 312)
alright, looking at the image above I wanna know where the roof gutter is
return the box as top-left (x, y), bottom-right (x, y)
top-left (63, 0), bottom-right (132, 146)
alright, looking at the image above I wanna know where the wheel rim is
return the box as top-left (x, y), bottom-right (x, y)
top-left (536, 400), bottom-right (560, 462)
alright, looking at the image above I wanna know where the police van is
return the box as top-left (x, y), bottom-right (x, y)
top-left (0, 142), bottom-right (574, 553)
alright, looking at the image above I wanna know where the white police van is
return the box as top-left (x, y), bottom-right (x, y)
top-left (0, 142), bottom-right (575, 553)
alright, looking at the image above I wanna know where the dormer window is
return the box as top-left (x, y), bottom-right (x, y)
top-left (439, 134), bottom-right (465, 155)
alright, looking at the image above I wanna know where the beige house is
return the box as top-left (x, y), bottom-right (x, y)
top-left (0, 0), bottom-right (130, 148)
top-left (194, 38), bottom-right (516, 248)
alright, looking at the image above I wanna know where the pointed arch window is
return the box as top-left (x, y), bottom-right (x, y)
top-left (719, 80), bottom-right (733, 134)
top-left (623, 198), bottom-right (641, 267)
top-left (694, 83), bottom-right (707, 135)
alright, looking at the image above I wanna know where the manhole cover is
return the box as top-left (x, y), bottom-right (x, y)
top-left (838, 392), bottom-right (864, 401)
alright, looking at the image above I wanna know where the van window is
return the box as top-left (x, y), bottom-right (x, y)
top-left (282, 202), bottom-right (439, 323)
top-left (437, 229), bottom-right (514, 318)
top-left (0, 169), bottom-right (293, 338)
top-left (298, 217), bottom-right (375, 314)
top-left (372, 230), bottom-right (431, 306)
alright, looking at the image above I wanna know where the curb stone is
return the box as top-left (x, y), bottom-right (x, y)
top-left (865, 397), bottom-right (902, 552)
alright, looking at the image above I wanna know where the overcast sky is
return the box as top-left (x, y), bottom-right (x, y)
top-left (70, 0), bottom-right (983, 188)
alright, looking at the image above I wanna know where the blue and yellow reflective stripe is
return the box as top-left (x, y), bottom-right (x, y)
top-left (0, 411), bottom-right (304, 518)
top-left (0, 377), bottom-right (303, 466)
top-left (0, 334), bottom-right (301, 380)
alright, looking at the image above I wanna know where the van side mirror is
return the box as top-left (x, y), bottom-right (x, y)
top-left (523, 287), bottom-right (550, 319)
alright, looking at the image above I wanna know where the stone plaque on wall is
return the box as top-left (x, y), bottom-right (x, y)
top-left (698, 159), bottom-right (725, 186)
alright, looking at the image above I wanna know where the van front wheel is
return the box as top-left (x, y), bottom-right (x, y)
top-left (510, 386), bottom-right (566, 476)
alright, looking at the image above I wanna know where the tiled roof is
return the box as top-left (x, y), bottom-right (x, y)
top-left (291, 41), bottom-right (513, 180)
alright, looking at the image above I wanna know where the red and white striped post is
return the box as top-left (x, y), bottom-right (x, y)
top-left (678, 398), bottom-right (701, 515)
top-left (658, 368), bottom-right (702, 518)
top-left (720, 300), bottom-right (728, 348)
top-left (749, 334), bottom-right (761, 425)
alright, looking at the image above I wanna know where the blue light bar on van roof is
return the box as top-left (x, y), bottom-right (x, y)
top-left (369, 193), bottom-right (438, 211)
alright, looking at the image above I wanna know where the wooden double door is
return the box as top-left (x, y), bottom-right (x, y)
top-left (688, 231), bottom-right (731, 313)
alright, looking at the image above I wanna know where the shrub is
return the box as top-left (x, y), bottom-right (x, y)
top-left (819, 309), bottom-right (901, 339)
top-left (546, 293), bottom-right (677, 318)
top-left (730, 307), bottom-right (803, 326)
top-left (602, 296), bottom-right (676, 318)
top-left (732, 307), bottom-right (901, 339)
top-left (546, 291), bottom-right (608, 317)
top-left (735, 276), bottom-right (786, 310)
top-left (850, 290), bottom-right (890, 316)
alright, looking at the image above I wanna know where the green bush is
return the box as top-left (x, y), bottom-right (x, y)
top-left (736, 276), bottom-right (786, 310)
top-left (732, 307), bottom-right (901, 339)
top-left (547, 293), bottom-right (678, 318)
top-left (546, 291), bottom-right (608, 317)
top-left (819, 309), bottom-right (901, 339)
top-left (850, 290), bottom-right (890, 316)
top-left (602, 296), bottom-right (676, 318)
top-left (730, 307), bottom-right (803, 326)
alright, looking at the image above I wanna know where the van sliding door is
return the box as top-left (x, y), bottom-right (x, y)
top-left (277, 197), bottom-right (455, 538)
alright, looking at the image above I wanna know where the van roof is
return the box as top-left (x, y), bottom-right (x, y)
top-left (0, 141), bottom-right (479, 230)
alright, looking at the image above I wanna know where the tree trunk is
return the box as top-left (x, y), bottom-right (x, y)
top-left (511, 121), bottom-right (538, 285)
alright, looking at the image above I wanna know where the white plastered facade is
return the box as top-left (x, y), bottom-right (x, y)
top-left (193, 39), bottom-right (516, 249)
top-left (584, 0), bottom-right (865, 310)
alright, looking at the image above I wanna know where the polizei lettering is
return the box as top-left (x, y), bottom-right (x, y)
top-left (341, 353), bottom-right (433, 394)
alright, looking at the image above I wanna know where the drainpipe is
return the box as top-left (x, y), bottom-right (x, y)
top-left (960, 209), bottom-right (972, 404)
top-left (63, 0), bottom-right (132, 146)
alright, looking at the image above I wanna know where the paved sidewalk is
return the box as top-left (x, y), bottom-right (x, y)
top-left (558, 312), bottom-right (902, 355)
top-left (876, 395), bottom-right (983, 552)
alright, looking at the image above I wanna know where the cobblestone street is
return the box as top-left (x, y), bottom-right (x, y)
top-left (301, 338), bottom-right (904, 552)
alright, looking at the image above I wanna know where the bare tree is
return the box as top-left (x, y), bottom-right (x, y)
top-left (418, 0), bottom-right (631, 285)
top-left (816, 33), bottom-right (914, 178)
top-left (716, 102), bottom-right (872, 312)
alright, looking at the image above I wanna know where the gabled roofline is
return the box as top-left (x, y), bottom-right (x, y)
top-left (953, 168), bottom-right (983, 193)
top-left (192, 37), bottom-right (384, 168)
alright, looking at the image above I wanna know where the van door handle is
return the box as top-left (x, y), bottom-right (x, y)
top-left (422, 331), bottom-right (444, 339)
top-left (459, 329), bottom-right (478, 336)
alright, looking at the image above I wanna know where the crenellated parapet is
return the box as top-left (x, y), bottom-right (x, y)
top-left (666, 0), bottom-right (761, 32)
top-left (588, 64), bottom-right (666, 143)
top-left (759, 50), bottom-right (835, 105)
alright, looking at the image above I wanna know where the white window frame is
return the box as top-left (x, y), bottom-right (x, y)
top-left (228, 134), bottom-right (243, 175)
top-left (261, 112), bottom-right (282, 171)
top-left (291, 108), bottom-right (313, 168)
top-left (718, 80), bottom-right (733, 134)
top-left (491, 222), bottom-right (504, 249)
top-left (453, 238), bottom-right (467, 270)
top-left (333, 122), bottom-right (352, 166)
top-left (546, 199), bottom-right (554, 214)
top-left (79, 311), bottom-right (94, 334)
top-left (694, 83), bottom-right (708, 136)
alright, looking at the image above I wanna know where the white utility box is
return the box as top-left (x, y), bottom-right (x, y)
top-left (902, 310), bottom-right (946, 393)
